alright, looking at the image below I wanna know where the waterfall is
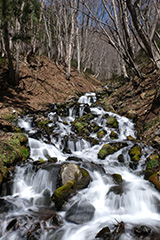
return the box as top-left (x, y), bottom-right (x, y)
top-left (0, 92), bottom-right (160, 240)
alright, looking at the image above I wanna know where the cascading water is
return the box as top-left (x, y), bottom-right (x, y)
top-left (0, 92), bottom-right (160, 240)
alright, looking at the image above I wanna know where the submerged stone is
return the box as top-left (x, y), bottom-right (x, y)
top-left (65, 200), bottom-right (95, 224)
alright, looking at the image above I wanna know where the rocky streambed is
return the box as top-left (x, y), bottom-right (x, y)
top-left (0, 92), bottom-right (160, 240)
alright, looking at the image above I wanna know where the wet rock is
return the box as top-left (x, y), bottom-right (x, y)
top-left (35, 189), bottom-right (52, 207)
top-left (51, 163), bottom-right (91, 210)
top-left (110, 131), bottom-right (118, 139)
top-left (134, 225), bottom-right (151, 236)
top-left (98, 142), bottom-right (127, 160)
top-left (112, 173), bottom-right (122, 184)
top-left (97, 130), bottom-right (107, 139)
top-left (108, 185), bottom-right (123, 195)
top-left (51, 181), bottom-right (76, 210)
top-left (129, 145), bottom-right (141, 162)
top-left (83, 104), bottom-right (91, 115)
top-left (65, 200), bottom-right (95, 224)
top-left (0, 198), bottom-right (17, 213)
top-left (71, 113), bottom-right (95, 136)
top-left (118, 154), bottom-right (125, 163)
top-left (95, 226), bottom-right (110, 239)
top-left (6, 218), bottom-right (17, 231)
top-left (106, 116), bottom-right (118, 128)
top-left (127, 135), bottom-right (136, 141)
top-left (61, 163), bottom-right (80, 185)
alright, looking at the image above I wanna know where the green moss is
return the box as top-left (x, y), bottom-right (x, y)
top-left (0, 133), bottom-right (29, 184)
top-left (149, 173), bottom-right (160, 191)
top-left (1, 114), bottom-right (16, 122)
top-left (21, 146), bottom-right (30, 160)
top-left (110, 131), bottom-right (118, 139)
top-left (51, 181), bottom-right (75, 210)
top-left (112, 173), bottom-right (122, 184)
top-left (129, 145), bottom-right (141, 161)
top-left (97, 130), bottom-right (106, 139)
top-left (98, 144), bottom-right (116, 159)
top-left (106, 116), bottom-right (118, 128)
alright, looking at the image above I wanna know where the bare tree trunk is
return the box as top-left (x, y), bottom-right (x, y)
top-left (66, 0), bottom-right (75, 79)
top-left (126, 0), bottom-right (160, 69)
top-left (76, 27), bottom-right (81, 72)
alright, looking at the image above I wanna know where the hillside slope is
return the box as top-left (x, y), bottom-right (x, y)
top-left (0, 56), bottom-right (102, 110)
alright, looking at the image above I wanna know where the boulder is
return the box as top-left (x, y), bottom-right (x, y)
top-left (98, 142), bottom-right (127, 160)
top-left (110, 131), bottom-right (118, 139)
top-left (134, 225), bottom-right (151, 236)
top-left (112, 173), bottom-right (122, 184)
top-left (106, 116), bottom-right (118, 128)
top-left (65, 200), bottom-right (95, 224)
top-left (51, 163), bottom-right (91, 210)
top-left (129, 145), bottom-right (141, 162)
top-left (149, 173), bottom-right (160, 191)
top-left (97, 130), bottom-right (107, 139)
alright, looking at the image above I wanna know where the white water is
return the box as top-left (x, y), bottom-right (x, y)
top-left (0, 92), bottom-right (160, 240)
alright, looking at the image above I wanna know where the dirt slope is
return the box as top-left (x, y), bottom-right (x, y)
top-left (0, 56), bottom-right (102, 111)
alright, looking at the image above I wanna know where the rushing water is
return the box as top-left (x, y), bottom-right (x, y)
top-left (0, 93), bottom-right (160, 240)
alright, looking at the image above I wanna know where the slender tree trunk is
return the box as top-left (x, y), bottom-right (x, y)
top-left (66, 0), bottom-right (75, 79)
top-left (76, 27), bottom-right (81, 72)
top-left (15, 18), bottom-right (20, 86)
top-left (3, 21), bottom-right (15, 85)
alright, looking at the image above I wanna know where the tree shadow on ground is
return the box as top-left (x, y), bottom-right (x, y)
top-left (0, 87), bottom-right (32, 111)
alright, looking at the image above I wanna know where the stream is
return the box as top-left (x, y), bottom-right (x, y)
top-left (0, 92), bottom-right (160, 240)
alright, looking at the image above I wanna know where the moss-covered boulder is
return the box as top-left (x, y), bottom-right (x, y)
top-left (110, 131), bottom-right (118, 139)
top-left (149, 173), bottom-right (160, 191)
top-left (129, 145), bottom-right (141, 162)
top-left (71, 113), bottom-right (95, 136)
top-left (0, 133), bottom-right (29, 184)
top-left (144, 154), bottom-right (160, 180)
top-left (106, 116), bottom-right (118, 128)
top-left (51, 163), bottom-right (91, 210)
top-left (98, 142), bottom-right (127, 160)
top-left (97, 130), bottom-right (107, 139)
top-left (112, 173), bottom-right (122, 184)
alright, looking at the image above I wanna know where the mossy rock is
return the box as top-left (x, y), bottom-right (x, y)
top-left (106, 116), bottom-right (118, 128)
top-left (129, 145), bottom-right (141, 161)
top-left (149, 173), bottom-right (160, 191)
top-left (112, 173), bottom-right (122, 184)
top-left (98, 142), bottom-right (127, 160)
top-left (52, 164), bottom-right (91, 210)
top-left (72, 121), bottom-right (88, 135)
top-left (0, 133), bottom-right (29, 184)
top-left (97, 130), bottom-right (107, 139)
top-left (51, 181), bottom-right (75, 210)
top-left (127, 135), bottom-right (136, 141)
top-left (110, 131), bottom-right (118, 139)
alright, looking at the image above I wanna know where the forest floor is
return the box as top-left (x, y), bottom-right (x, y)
top-left (0, 56), bottom-right (160, 148)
